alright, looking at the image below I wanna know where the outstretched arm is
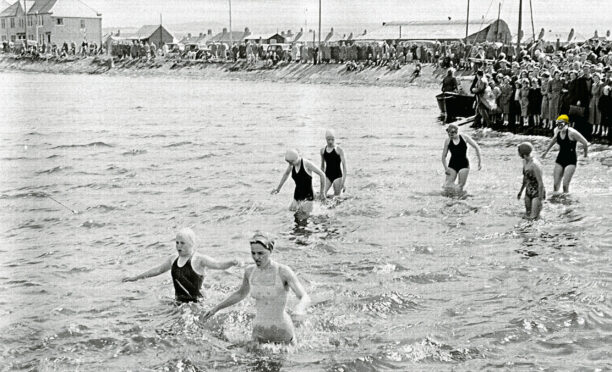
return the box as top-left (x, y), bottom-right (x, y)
top-left (463, 134), bottom-right (482, 170)
top-left (541, 132), bottom-right (557, 158)
top-left (196, 254), bottom-right (241, 271)
top-left (271, 165), bottom-right (292, 194)
top-left (122, 256), bottom-right (174, 282)
top-left (569, 128), bottom-right (589, 158)
top-left (280, 265), bottom-right (311, 318)
top-left (201, 269), bottom-right (251, 321)
top-left (305, 159), bottom-right (327, 200)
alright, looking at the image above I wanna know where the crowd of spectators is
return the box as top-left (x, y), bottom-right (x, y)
top-left (444, 38), bottom-right (612, 142)
top-left (2, 39), bottom-right (103, 58)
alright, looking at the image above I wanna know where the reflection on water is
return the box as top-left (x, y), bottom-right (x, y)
top-left (0, 72), bottom-right (611, 371)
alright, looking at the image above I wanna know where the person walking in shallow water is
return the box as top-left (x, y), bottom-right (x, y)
top-left (202, 232), bottom-right (310, 344)
top-left (517, 142), bottom-right (545, 220)
top-left (271, 149), bottom-right (326, 217)
top-left (441, 124), bottom-right (482, 194)
top-left (320, 130), bottom-right (347, 197)
top-left (122, 228), bottom-right (241, 303)
top-left (541, 115), bottom-right (589, 194)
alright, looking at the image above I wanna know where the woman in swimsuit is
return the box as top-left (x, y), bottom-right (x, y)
top-left (271, 149), bottom-right (326, 216)
top-left (202, 232), bottom-right (310, 344)
top-left (517, 142), bottom-right (545, 220)
top-left (541, 115), bottom-right (589, 193)
top-left (122, 228), bottom-right (242, 303)
top-left (441, 124), bottom-right (482, 193)
top-left (320, 130), bottom-right (347, 197)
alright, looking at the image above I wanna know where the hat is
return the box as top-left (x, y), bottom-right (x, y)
top-left (556, 114), bottom-right (570, 123)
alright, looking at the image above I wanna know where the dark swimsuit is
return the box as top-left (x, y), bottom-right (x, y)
top-left (448, 135), bottom-right (470, 173)
top-left (291, 159), bottom-right (314, 202)
top-left (171, 257), bottom-right (204, 303)
top-left (555, 131), bottom-right (577, 170)
top-left (323, 147), bottom-right (343, 183)
top-left (523, 167), bottom-right (539, 199)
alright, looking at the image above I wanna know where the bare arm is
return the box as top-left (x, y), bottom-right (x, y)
top-left (305, 159), bottom-right (327, 200)
top-left (463, 134), bottom-right (482, 170)
top-left (320, 148), bottom-right (326, 173)
top-left (337, 146), bottom-right (348, 189)
top-left (533, 162), bottom-right (546, 200)
top-left (568, 128), bottom-right (589, 157)
top-left (541, 131), bottom-right (557, 158)
top-left (195, 254), bottom-right (240, 271)
top-left (441, 138), bottom-right (450, 172)
top-left (518, 166), bottom-right (526, 199)
top-left (279, 265), bottom-right (311, 317)
top-left (201, 268), bottom-right (251, 321)
top-left (271, 165), bottom-right (292, 194)
top-left (122, 256), bottom-right (174, 282)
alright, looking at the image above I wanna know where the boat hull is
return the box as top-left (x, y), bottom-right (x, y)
top-left (436, 92), bottom-right (476, 122)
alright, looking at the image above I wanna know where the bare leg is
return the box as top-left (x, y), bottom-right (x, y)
top-left (444, 168), bottom-right (458, 189)
top-left (562, 165), bottom-right (576, 193)
top-left (524, 195), bottom-right (532, 217)
top-left (553, 163), bottom-right (564, 193)
top-left (530, 197), bottom-right (543, 220)
top-left (324, 177), bottom-right (334, 196)
top-left (331, 178), bottom-right (343, 196)
top-left (457, 168), bottom-right (470, 192)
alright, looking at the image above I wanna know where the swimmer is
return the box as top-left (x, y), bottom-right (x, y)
top-left (441, 123), bottom-right (482, 193)
top-left (271, 149), bottom-right (326, 216)
top-left (122, 228), bottom-right (242, 303)
top-left (541, 115), bottom-right (589, 193)
top-left (202, 232), bottom-right (310, 344)
top-left (320, 130), bottom-right (347, 197)
top-left (517, 142), bottom-right (546, 220)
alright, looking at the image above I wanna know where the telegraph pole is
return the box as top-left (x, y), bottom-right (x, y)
top-left (517, 0), bottom-right (523, 52)
top-left (465, 0), bottom-right (470, 40)
top-left (229, 0), bottom-right (233, 45)
top-left (318, 0), bottom-right (321, 46)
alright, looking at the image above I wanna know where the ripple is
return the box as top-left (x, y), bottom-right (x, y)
top-left (52, 141), bottom-right (112, 149)
top-left (35, 166), bottom-right (72, 175)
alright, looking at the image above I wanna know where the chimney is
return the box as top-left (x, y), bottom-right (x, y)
top-left (207, 29), bottom-right (212, 35)
top-left (300, 27), bottom-right (303, 32)
top-left (244, 27), bottom-right (251, 36)
top-left (117, 29), bottom-right (120, 36)
top-left (199, 32), bottom-right (203, 37)
top-left (363, 29), bottom-right (367, 35)
top-left (281, 31), bottom-right (285, 36)
top-left (222, 27), bottom-right (227, 34)
top-left (187, 33), bottom-right (192, 38)
top-left (331, 27), bottom-right (334, 32)
top-left (288, 29), bottom-right (293, 36)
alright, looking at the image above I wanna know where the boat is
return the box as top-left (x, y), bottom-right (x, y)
top-left (436, 92), bottom-right (475, 122)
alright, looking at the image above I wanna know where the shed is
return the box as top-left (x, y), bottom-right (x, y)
top-left (131, 25), bottom-right (174, 46)
top-left (244, 32), bottom-right (286, 44)
top-left (208, 27), bottom-right (251, 44)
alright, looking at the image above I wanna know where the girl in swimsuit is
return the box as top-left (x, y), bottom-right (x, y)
top-left (271, 149), bottom-right (326, 217)
top-left (320, 130), bottom-right (348, 197)
top-left (517, 142), bottom-right (546, 220)
top-left (202, 232), bottom-right (310, 344)
top-left (122, 228), bottom-right (242, 303)
top-left (541, 115), bottom-right (589, 193)
top-left (441, 124), bottom-right (482, 193)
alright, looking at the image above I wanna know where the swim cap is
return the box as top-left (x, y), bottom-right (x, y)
top-left (250, 232), bottom-right (275, 251)
top-left (284, 149), bottom-right (299, 162)
top-left (556, 114), bottom-right (569, 123)
top-left (325, 129), bottom-right (335, 139)
top-left (446, 123), bottom-right (459, 132)
top-left (518, 142), bottom-right (533, 157)
top-left (177, 228), bottom-right (196, 247)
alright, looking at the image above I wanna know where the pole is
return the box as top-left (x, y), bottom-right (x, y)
top-left (159, 13), bottom-right (162, 48)
top-left (465, 0), bottom-right (470, 41)
top-left (517, 0), bottom-right (523, 53)
top-left (528, 0), bottom-right (535, 42)
top-left (229, 0), bottom-right (233, 45)
top-left (23, 0), bottom-right (27, 44)
top-left (496, 2), bottom-right (501, 42)
top-left (318, 0), bottom-right (321, 46)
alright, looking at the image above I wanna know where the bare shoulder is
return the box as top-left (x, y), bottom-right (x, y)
top-left (277, 263), bottom-right (296, 280)
top-left (336, 146), bottom-right (345, 155)
top-left (320, 147), bottom-right (325, 155)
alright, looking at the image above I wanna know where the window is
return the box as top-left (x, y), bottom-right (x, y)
top-left (39, 15), bottom-right (44, 26)
top-left (18, 18), bottom-right (23, 28)
top-left (10, 18), bottom-right (14, 28)
top-left (56, 18), bottom-right (63, 25)
top-left (11, 35), bottom-right (16, 42)
top-left (1, 35), bottom-right (5, 41)
top-left (80, 20), bottom-right (85, 29)
top-left (1, 19), bottom-right (5, 29)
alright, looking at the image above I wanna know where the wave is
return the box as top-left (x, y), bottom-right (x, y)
top-left (163, 141), bottom-right (192, 148)
top-left (35, 166), bottom-right (72, 175)
top-left (52, 141), bottom-right (112, 149)
top-left (356, 291), bottom-right (421, 316)
top-left (46, 154), bottom-right (61, 159)
top-left (122, 149), bottom-right (148, 156)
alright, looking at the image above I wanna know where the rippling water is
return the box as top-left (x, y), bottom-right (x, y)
top-left (1, 71), bottom-right (611, 371)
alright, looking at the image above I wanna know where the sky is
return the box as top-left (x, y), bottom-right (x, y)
top-left (17, 0), bottom-right (612, 36)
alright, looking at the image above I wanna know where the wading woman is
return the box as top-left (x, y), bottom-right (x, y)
top-left (320, 130), bottom-right (347, 197)
top-left (441, 123), bottom-right (482, 194)
top-left (122, 228), bottom-right (241, 303)
top-left (517, 142), bottom-right (546, 220)
top-left (541, 115), bottom-right (589, 194)
top-left (202, 232), bottom-right (310, 344)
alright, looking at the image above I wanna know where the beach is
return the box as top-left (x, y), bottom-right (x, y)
top-left (1, 70), bottom-right (612, 370)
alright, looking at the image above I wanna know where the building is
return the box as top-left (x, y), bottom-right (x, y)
top-left (179, 30), bottom-right (212, 46)
top-left (354, 19), bottom-right (512, 44)
top-left (1, 0), bottom-right (102, 46)
top-left (244, 32), bottom-right (286, 44)
top-left (207, 27), bottom-right (251, 44)
top-left (130, 24), bottom-right (174, 46)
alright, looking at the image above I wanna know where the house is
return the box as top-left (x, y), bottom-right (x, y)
top-left (207, 27), bottom-right (251, 44)
top-left (0, 0), bottom-right (102, 46)
top-left (354, 19), bottom-right (512, 44)
top-left (129, 24), bottom-right (174, 47)
top-left (244, 32), bottom-right (286, 44)
top-left (179, 30), bottom-right (211, 46)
